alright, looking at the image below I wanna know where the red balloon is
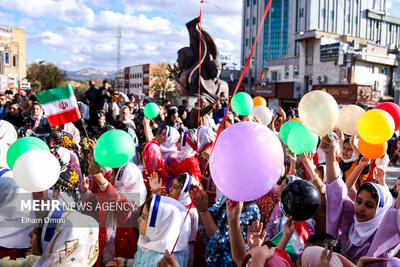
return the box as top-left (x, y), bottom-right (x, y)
top-left (375, 102), bottom-right (400, 130)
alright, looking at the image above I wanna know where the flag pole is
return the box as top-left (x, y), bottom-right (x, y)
top-left (81, 118), bottom-right (90, 140)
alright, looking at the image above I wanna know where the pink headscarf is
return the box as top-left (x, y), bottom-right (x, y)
top-left (301, 246), bottom-right (355, 267)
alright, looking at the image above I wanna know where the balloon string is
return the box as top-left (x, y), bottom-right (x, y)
top-left (171, 0), bottom-right (273, 254)
top-left (197, 1), bottom-right (202, 154)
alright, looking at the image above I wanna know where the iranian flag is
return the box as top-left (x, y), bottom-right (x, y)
top-left (35, 84), bottom-right (81, 127)
top-left (270, 221), bottom-right (311, 262)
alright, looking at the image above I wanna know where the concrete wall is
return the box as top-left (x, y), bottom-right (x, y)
top-left (3, 28), bottom-right (26, 81)
top-left (353, 61), bottom-right (391, 95)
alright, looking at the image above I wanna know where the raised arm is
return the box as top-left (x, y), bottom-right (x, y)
top-left (320, 136), bottom-right (340, 184)
top-left (345, 157), bottom-right (370, 199)
top-left (189, 184), bottom-right (218, 238)
top-left (142, 117), bottom-right (154, 142)
top-left (226, 200), bottom-right (247, 266)
top-left (301, 152), bottom-right (326, 194)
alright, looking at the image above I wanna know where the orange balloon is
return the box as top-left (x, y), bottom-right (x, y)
top-left (253, 96), bottom-right (267, 107)
top-left (358, 138), bottom-right (387, 160)
top-left (290, 118), bottom-right (303, 124)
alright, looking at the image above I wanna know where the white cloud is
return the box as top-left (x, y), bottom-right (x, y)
top-left (0, 0), bottom-right (94, 23)
top-left (215, 38), bottom-right (237, 52)
top-left (123, 43), bottom-right (138, 51)
top-left (14, 0), bottom-right (243, 70)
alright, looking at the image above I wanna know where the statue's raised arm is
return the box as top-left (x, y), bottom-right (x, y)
top-left (175, 17), bottom-right (229, 104)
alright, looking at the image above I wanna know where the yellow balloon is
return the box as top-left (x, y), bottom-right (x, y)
top-left (299, 90), bottom-right (339, 136)
top-left (358, 109), bottom-right (395, 144)
top-left (336, 105), bottom-right (365, 136)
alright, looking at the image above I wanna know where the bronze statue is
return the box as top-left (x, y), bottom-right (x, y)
top-left (175, 17), bottom-right (229, 104)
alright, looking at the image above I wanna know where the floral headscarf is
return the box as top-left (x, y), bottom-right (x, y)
top-left (49, 130), bottom-right (78, 151)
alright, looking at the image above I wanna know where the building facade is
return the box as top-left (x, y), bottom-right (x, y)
top-left (115, 71), bottom-right (124, 92)
top-left (123, 63), bottom-right (166, 98)
top-left (0, 27), bottom-right (26, 91)
top-left (242, 0), bottom-right (400, 97)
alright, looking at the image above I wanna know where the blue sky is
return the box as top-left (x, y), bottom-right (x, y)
top-left (2, 0), bottom-right (400, 72)
top-left (0, 0), bottom-right (242, 71)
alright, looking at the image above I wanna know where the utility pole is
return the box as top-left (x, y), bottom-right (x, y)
top-left (116, 26), bottom-right (122, 74)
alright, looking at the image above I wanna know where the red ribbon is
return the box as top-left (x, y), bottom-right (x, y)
top-left (171, 0), bottom-right (273, 255)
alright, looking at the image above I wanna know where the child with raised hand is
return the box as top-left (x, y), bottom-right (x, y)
top-left (226, 199), bottom-right (295, 267)
top-left (322, 135), bottom-right (400, 265)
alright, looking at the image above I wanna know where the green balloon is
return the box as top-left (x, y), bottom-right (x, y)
top-left (144, 102), bottom-right (160, 119)
top-left (94, 129), bottom-right (136, 168)
top-left (288, 124), bottom-right (318, 155)
top-left (279, 121), bottom-right (301, 145)
top-left (7, 137), bottom-right (50, 170)
top-left (231, 92), bottom-right (253, 116)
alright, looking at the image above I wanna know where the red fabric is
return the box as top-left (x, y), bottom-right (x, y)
top-left (165, 155), bottom-right (202, 181)
top-left (294, 221), bottom-right (312, 244)
top-left (313, 152), bottom-right (319, 166)
top-left (366, 160), bottom-right (376, 182)
top-left (92, 182), bottom-right (138, 265)
top-left (0, 247), bottom-right (28, 260)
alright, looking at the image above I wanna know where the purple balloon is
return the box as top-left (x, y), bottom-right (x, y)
top-left (209, 122), bottom-right (284, 201)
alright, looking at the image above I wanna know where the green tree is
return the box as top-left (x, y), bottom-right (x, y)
top-left (151, 63), bottom-right (176, 103)
top-left (26, 62), bottom-right (66, 93)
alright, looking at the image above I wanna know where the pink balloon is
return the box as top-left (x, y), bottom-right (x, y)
top-left (209, 122), bottom-right (284, 201)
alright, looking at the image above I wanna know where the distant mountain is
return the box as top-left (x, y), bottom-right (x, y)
top-left (66, 68), bottom-right (115, 80)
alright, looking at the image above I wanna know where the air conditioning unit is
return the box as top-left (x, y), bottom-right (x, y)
top-left (317, 75), bottom-right (328, 83)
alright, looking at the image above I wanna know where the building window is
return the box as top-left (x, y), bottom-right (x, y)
top-left (4, 52), bottom-right (9, 65)
top-left (322, 9), bottom-right (325, 18)
top-left (355, 16), bottom-right (358, 24)
top-left (300, 8), bottom-right (304, 17)
top-left (347, 15), bottom-right (350, 22)
top-left (254, 0), bottom-right (257, 4)
top-left (331, 11), bottom-right (334, 19)
top-left (371, 65), bottom-right (375, 73)
top-left (246, 19), bottom-right (249, 26)
top-left (379, 67), bottom-right (387, 74)
top-left (253, 17), bottom-right (256, 24)
top-left (285, 66), bottom-right (289, 79)
top-left (293, 65), bottom-right (299, 77)
top-left (12, 55), bottom-right (17, 67)
top-left (271, 71), bottom-right (279, 81)
top-left (306, 40), bottom-right (313, 65)
top-left (247, 0), bottom-right (250, 6)
top-left (246, 38), bottom-right (249, 46)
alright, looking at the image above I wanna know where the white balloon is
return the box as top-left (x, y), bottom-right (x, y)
top-left (336, 105), bottom-right (365, 136)
top-left (13, 150), bottom-right (60, 192)
top-left (251, 105), bottom-right (273, 126)
top-left (299, 90), bottom-right (339, 136)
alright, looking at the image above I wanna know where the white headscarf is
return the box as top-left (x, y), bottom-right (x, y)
top-left (33, 208), bottom-right (99, 267)
top-left (198, 126), bottom-right (215, 152)
top-left (160, 126), bottom-right (180, 160)
top-left (138, 195), bottom-right (190, 253)
top-left (177, 130), bottom-right (197, 163)
top-left (349, 182), bottom-right (393, 246)
top-left (178, 173), bottom-right (198, 206)
top-left (0, 120), bottom-right (17, 144)
top-left (102, 162), bottom-right (147, 262)
top-left (114, 162), bottom-right (147, 207)
top-left (0, 171), bottom-right (35, 249)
